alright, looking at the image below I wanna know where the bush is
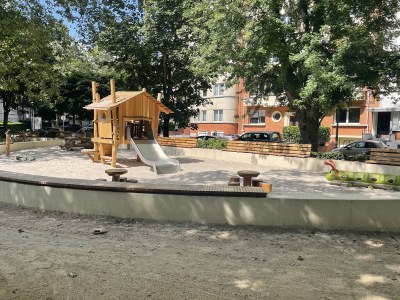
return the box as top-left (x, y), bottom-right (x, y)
top-left (310, 151), bottom-right (369, 162)
top-left (283, 125), bottom-right (331, 146)
top-left (197, 138), bottom-right (228, 150)
top-left (283, 126), bottom-right (300, 143)
top-left (318, 126), bottom-right (330, 146)
top-left (0, 122), bottom-right (28, 133)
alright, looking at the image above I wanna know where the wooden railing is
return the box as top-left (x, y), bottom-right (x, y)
top-left (157, 137), bottom-right (197, 148)
top-left (367, 148), bottom-right (400, 166)
top-left (225, 141), bottom-right (312, 158)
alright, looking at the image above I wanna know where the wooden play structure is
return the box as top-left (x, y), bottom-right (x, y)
top-left (82, 79), bottom-right (173, 167)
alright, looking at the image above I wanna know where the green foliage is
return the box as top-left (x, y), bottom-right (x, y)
top-left (283, 126), bottom-right (300, 143)
top-left (188, 0), bottom-right (400, 150)
top-left (0, 1), bottom-right (69, 130)
top-left (318, 126), bottom-right (331, 146)
top-left (197, 138), bottom-right (228, 150)
top-left (0, 122), bottom-right (27, 133)
top-left (310, 152), bottom-right (368, 162)
top-left (310, 151), bottom-right (345, 160)
top-left (66, 0), bottom-right (212, 135)
top-left (283, 126), bottom-right (331, 145)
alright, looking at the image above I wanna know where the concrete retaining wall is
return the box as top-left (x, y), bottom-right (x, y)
top-left (162, 147), bottom-right (400, 174)
top-left (0, 178), bottom-right (399, 231)
top-left (0, 139), bottom-right (63, 153)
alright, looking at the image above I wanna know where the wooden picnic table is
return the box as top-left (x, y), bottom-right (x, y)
top-left (105, 168), bottom-right (128, 182)
top-left (237, 170), bottom-right (260, 187)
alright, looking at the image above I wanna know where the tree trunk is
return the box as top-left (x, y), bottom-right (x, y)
top-left (297, 110), bottom-right (320, 152)
top-left (162, 115), bottom-right (170, 137)
top-left (2, 98), bottom-right (11, 134)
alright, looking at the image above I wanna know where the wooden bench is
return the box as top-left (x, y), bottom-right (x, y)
top-left (225, 141), bottom-right (312, 158)
top-left (157, 137), bottom-right (197, 148)
top-left (366, 148), bottom-right (400, 166)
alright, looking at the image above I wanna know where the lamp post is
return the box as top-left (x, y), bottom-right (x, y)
top-left (335, 109), bottom-right (339, 148)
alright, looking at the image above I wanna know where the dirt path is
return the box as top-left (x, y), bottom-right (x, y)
top-left (0, 202), bottom-right (399, 300)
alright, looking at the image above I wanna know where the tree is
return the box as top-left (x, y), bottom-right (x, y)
top-left (188, 0), bottom-right (400, 150)
top-left (62, 0), bottom-right (212, 136)
top-left (0, 1), bottom-right (66, 132)
top-left (55, 44), bottom-right (113, 124)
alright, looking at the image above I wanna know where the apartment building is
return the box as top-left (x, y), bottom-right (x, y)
top-left (184, 76), bottom-right (400, 149)
top-left (185, 75), bottom-right (239, 137)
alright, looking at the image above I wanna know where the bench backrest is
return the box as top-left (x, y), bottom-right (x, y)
top-left (367, 148), bottom-right (400, 166)
top-left (226, 141), bottom-right (312, 158)
top-left (157, 137), bottom-right (197, 148)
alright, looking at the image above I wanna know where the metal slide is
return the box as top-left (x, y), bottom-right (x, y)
top-left (130, 138), bottom-right (181, 175)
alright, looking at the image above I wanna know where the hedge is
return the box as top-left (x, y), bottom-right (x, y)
top-left (197, 138), bottom-right (228, 150)
top-left (0, 122), bottom-right (28, 133)
top-left (283, 126), bottom-right (330, 146)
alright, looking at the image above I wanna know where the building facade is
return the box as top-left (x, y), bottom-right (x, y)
top-left (185, 75), bottom-right (239, 137)
top-left (184, 77), bottom-right (400, 149)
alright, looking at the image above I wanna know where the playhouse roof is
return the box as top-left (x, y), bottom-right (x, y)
top-left (84, 91), bottom-right (173, 114)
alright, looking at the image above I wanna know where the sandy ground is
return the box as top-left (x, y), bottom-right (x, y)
top-left (0, 146), bottom-right (398, 197)
top-left (0, 147), bottom-right (399, 299)
top-left (0, 202), bottom-right (399, 300)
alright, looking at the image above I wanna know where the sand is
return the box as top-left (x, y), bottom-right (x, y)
top-left (0, 147), bottom-right (399, 299)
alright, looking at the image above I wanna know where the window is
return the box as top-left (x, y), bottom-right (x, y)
top-left (213, 84), bottom-right (224, 96)
top-left (213, 110), bottom-right (223, 122)
top-left (249, 110), bottom-right (265, 124)
top-left (284, 112), bottom-right (299, 126)
top-left (272, 111), bottom-right (282, 122)
top-left (193, 114), bottom-right (199, 122)
top-left (201, 110), bottom-right (207, 122)
top-left (335, 108), bottom-right (360, 123)
top-left (202, 89), bottom-right (207, 97)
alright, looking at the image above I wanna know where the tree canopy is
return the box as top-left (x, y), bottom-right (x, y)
top-left (0, 0), bottom-right (67, 131)
top-left (187, 0), bottom-right (400, 149)
top-left (62, 0), bottom-right (212, 136)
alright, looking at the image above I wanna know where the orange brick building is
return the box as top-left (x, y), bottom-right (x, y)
top-left (184, 79), bottom-right (392, 150)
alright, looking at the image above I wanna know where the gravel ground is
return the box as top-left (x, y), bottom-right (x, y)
top-left (0, 147), bottom-right (399, 300)
top-left (0, 202), bottom-right (399, 300)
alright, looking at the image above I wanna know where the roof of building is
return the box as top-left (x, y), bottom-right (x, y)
top-left (84, 91), bottom-right (173, 114)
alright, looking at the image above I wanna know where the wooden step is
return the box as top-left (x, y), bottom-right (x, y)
top-left (100, 155), bottom-right (112, 161)
top-left (81, 149), bottom-right (99, 153)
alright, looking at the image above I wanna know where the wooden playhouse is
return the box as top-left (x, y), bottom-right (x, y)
top-left (82, 79), bottom-right (173, 167)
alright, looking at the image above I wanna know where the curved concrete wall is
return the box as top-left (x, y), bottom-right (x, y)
top-left (0, 139), bottom-right (63, 153)
top-left (162, 146), bottom-right (400, 174)
top-left (0, 173), bottom-right (399, 231)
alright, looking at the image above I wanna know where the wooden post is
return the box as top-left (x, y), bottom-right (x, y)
top-left (5, 130), bottom-right (11, 156)
top-left (110, 79), bottom-right (118, 167)
top-left (110, 79), bottom-right (116, 104)
top-left (91, 81), bottom-right (98, 102)
top-left (152, 92), bottom-right (162, 138)
top-left (93, 91), bottom-right (100, 162)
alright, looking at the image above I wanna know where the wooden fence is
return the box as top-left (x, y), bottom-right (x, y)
top-left (367, 148), bottom-right (400, 166)
top-left (225, 141), bottom-right (312, 158)
top-left (157, 137), bottom-right (197, 148)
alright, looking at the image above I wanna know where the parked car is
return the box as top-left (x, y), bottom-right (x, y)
top-left (76, 125), bottom-right (94, 137)
top-left (196, 135), bottom-right (217, 140)
top-left (37, 127), bottom-right (62, 137)
top-left (331, 140), bottom-right (388, 156)
top-left (63, 124), bottom-right (82, 132)
top-left (224, 134), bottom-right (240, 140)
top-left (236, 131), bottom-right (283, 142)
